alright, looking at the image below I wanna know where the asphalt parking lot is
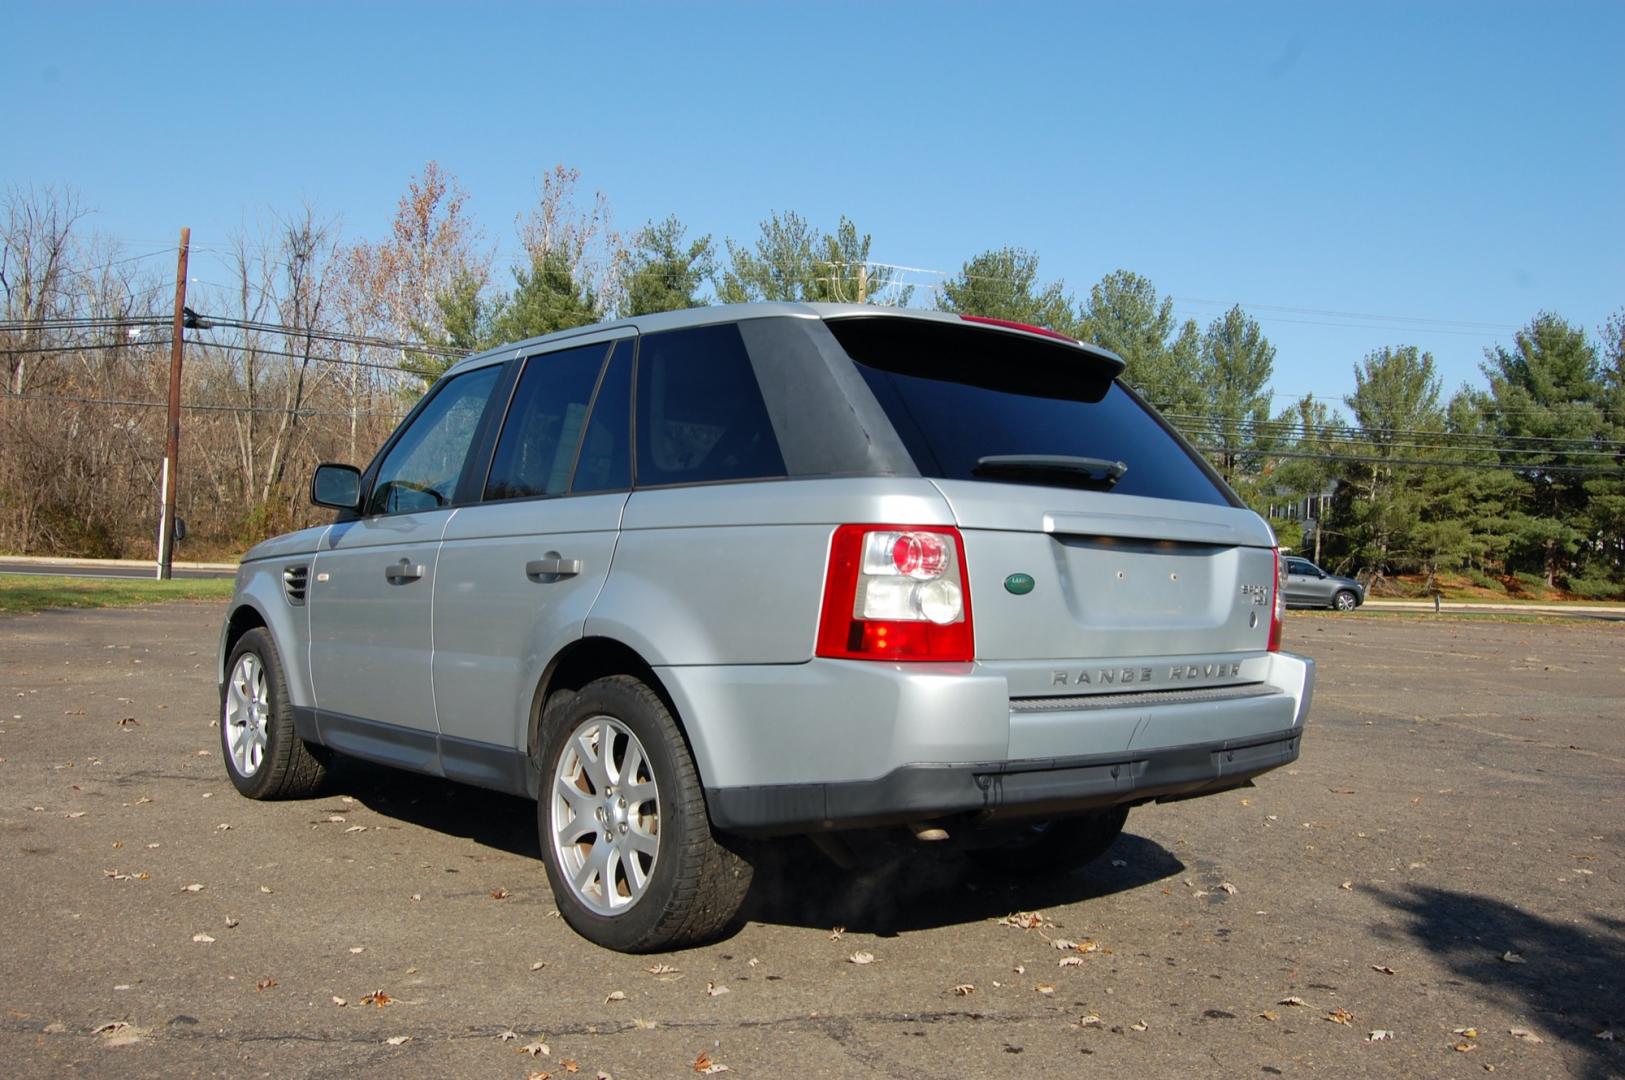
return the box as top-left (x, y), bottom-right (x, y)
top-left (1, 606), bottom-right (1620, 1079)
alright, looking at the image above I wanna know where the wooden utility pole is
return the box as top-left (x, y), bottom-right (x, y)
top-left (156, 227), bottom-right (190, 580)
top-left (857, 263), bottom-right (868, 304)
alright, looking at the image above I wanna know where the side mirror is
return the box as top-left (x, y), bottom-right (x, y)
top-left (311, 463), bottom-right (363, 512)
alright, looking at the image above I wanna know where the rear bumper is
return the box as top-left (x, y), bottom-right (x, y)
top-left (707, 725), bottom-right (1302, 834)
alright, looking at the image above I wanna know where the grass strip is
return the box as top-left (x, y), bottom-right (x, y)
top-left (0, 574), bottom-right (234, 615)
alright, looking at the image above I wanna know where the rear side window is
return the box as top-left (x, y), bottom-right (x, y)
top-left (484, 343), bottom-right (610, 502)
top-left (635, 323), bottom-right (786, 486)
top-left (831, 318), bottom-right (1229, 506)
top-left (572, 340), bottom-right (633, 494)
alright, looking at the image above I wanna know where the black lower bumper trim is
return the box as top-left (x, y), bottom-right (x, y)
top-left (705, 727), bottom-right (1302, 834)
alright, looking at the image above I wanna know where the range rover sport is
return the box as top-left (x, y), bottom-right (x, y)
top-left (217, 303), bottom-right (1314, 952)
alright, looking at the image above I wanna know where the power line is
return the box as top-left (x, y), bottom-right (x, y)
top-left (1, 391), bottom-right (407, 418)
top-left (1189, 445), bottom-right (1625, 476)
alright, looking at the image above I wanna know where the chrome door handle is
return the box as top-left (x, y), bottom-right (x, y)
top-left (526, 554), bottom-right (582, 578)
top-left (385, 558), bottom-right (424, 583)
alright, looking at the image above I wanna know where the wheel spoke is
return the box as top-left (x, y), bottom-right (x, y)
top-left (625, 826), bottom-right (659, 860)
top-left (553, 774), bottom-right (593, 819)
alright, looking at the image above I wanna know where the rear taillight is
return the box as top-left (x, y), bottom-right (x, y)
top-left (1268, 547), bottom-right (1284, 651)
top-left (816, 525), bottom-right (974, 662)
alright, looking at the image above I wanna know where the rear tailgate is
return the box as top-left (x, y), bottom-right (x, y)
top-left (826, 312), bottom-right (1300, 761)
top-left (936, 481), bottom-right (1276, 666)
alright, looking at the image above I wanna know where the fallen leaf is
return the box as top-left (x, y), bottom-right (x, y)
top-left (1217, 882), bottom-right (1238, 895)
top-left (633, 1018), bottom-right (658, 1030)
top-left (1508, 1028), bottom-right (1543, 1044)
top-left (192, 933), bottom-right (215, 944)
top-left (1341, 881), bottom-right (1354, 890)
top-left (1367, 1029), bottom-right (1394, 1041)
top-left (530, 961), bottom-right (548, 972)
top-left (1595, 1030), bottom-right (1616, 1041)
top-left (491, 888), bottom-right (511, 900)
top-left (1051, 938), bottom-right (1078, 950)
top-left (1279, 996), bottom-right (1309, 1007)
top-left (1454, 1027), bottom-right (1479, 1039)
top-left (1371, 964), bottom-right (1396, 975)
top-left (325, 815), bottom-right (345, 823)
top-left (1074, 1014), bottom-right (1103, 1028)
top-left (848, 951), bottom-right (876, 965)
top-left (694, 1050), bottom-right (731, 1074)
top-left (519, 1041), bottom-right (551, 1057)
top-left (604, 990), bottom-right (626, 1004)
top-left (1258, 1011), bottom-right (1279, 1022)
top-left (182, 883), bottom-right (205, 893)
top-left (528, 1072), bottom-right (551, 1080)
top-left (385, 1035), bottom-right (411, 1046)
top-left (1500, 951), bottom-right (1526, 964)
top-left (1454, 1042), bottom-right (1478, 1053)
top-left (361, 990), bottom-right (393, 1008)
top-left (498, 1030), bottom-right (519, 1042)
top-left (1331, 788), bottom-right (1356, 794)
top-left (952, 984), bottom-right (975, 996)
top-left (1325, 1008), bottom-right (1354, 1025)
top-left (345, 825), bottom-right (367, 833)
top-left (561, 1061), bottom-right (580, 1074)
top-left (705, 981), bottom-right (729, 997)
top-left (255, 977), bottom-right (277, 992)
top-left (1034, 984), bottom-right (1055, 996)
top-left (410, 893), bottom-right (422, 902)
top-left (215, 822), bottom-right (231, 831)
top-left (224, 916), bottom-right (239, 929)
top-left (998, 911), bottom-right (1048, 930)
top-left (1130, 1020), bottom-right (1148, 1032)
top-left (66, 811), bottom-right (86, 819)
top-left (645, 964), bottom-right (678, 976)
top-left (93, 1021), bottom-right (131, 1036)
top-left (1012, 965), bottom-right (1025, 975)
top-left (259, 885), bottom-right (272, 894)
top-left (828, 926), bottom-right (845, 940)
top-left (331, 997), bottom-right (347, 1007)
top-left (1058, 956), bottom-right (1087, 968)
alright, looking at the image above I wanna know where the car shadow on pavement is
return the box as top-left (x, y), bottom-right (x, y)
top-left (332, 759), bottom-right (543, 860)
top-left (743, 831), bottom-right (1184, 937)
top-left (1370, 884), bottom-right (1625, 1080)
top-left (326, 759), bottom-right (1184, 939)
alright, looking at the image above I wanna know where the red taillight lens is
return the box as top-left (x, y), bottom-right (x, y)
top-left (817, 525), bottom-right (974, 662)
top-left (1268, 547), bottom-right (1284, 652)
top-left (958, 313), bottom-right (1078, 343)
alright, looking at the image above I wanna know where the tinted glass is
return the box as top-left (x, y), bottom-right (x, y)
top-left (635, 323), bottom-right (785, 486)
top-left (849, 346), bottom-right (1228, 506)
top-left (572, 340), bottom-right (633, 494)
top-left (485, 343), bottom-right (610, 502)
top-left (368, 364), bottom-right (501, 515)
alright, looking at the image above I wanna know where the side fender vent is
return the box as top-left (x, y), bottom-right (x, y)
top-left (283, 564), bottom-right (310, 606)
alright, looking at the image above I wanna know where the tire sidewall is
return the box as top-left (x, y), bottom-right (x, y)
top-left (220, 628), bottom-right (291, 799)
top-left (1335, 590), bottom-right (1357, 611)
top-left (536, 678), bottom-right (694, 952)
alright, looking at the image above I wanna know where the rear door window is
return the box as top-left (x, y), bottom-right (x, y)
top-left (484, 343), bottom-right (610, 501)
top-left (829, 318), bottom-right (1229, 506)
top-left (635, 323), bottom-right (786, 486)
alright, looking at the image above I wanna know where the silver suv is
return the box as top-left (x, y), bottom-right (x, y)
top-left (217, 304), bottom-right (1314, 952)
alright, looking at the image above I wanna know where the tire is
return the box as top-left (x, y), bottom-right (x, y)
top-left (537, 676), bottom-right (751, 953)
top-left (1334, 589), bottom-right (1359, 612)
top-left (220, 627), bottom-right (327, 800)
top-left (972, 807), bottom-right (1129, 875)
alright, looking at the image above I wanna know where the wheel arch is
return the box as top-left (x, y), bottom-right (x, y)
top-left (526, 636), bottom-right (716, 790)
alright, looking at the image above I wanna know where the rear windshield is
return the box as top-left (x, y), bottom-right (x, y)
top-left (830, 318), bottom-right (1231, 506)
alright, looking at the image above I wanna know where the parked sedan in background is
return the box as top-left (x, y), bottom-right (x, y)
top-left (1283, 556), bottom-right (1365, 611)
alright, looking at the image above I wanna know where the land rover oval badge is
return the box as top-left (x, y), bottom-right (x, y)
top-left (1004, 573), bottom-right (1035, 595)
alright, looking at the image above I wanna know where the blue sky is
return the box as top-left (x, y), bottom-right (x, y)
top-left (4, 0), bottom-right (1621, 408)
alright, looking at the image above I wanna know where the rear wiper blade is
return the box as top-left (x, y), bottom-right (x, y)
top-left (973, 454), bottom-right (1128, 489)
